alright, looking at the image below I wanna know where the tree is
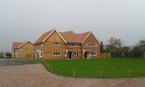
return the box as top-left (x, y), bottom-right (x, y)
top-left (5, 52), bottom-right (12, 58)
top-left (0, 52), bottom-right (4, 58)
top-left (65, 30), bottom-right (74, 33)
top-left (105, 37), bottom-right (123, 57)
top-left (100, 42), bottom-right (104, 53)
top-left (132, 39), bottom-right (145, 58)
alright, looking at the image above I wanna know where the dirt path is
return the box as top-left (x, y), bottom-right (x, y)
top-left (0, 64), bottom-right (145, 87)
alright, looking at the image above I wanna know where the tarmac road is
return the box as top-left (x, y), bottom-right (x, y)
top-left (0, 58), bottom-right (34, 66)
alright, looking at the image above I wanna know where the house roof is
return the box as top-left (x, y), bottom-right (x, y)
top-left (34, 29), bottom-right (91, 44)
top-left (12, 42), bottom-right (24, 50)
top-left (12, 41), bottom-right (32, 50)
top-left (35, 29), bottom-right (55, 44)
top-left (59, 31), bottom-right (91, 43)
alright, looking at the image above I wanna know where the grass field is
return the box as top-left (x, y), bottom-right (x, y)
top-left (17, 58), bottom-right (145, 78)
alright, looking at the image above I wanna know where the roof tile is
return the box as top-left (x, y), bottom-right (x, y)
top-left (34, 29), bottom-right (91, 44)
top-left (59, 32), bottom-right (90, 43)
top-left (35, 29), bottom-right (54, 44)
top-left (12, 42), bottom-right (24, 50)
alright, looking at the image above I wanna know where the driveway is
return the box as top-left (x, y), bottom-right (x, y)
top-left (0, 59), bottom-right (145, 87)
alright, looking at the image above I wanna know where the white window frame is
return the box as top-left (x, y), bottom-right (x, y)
top-left (90, 43), bottom-right (97, 47)
top-left (53, 52), bottom-right (61, 56)
top-left (85, 43), bottom-right (89, 47)
top-left (54, 42), bottom-right (61, 46)
top-left (74, 52), bottom-right (79, 58)
top-left (39, 51), bottom-right (43, 57)
top-left (69, 43), bottom-right (77, 47)
top-left (91, 52), bottom-right (97, 56)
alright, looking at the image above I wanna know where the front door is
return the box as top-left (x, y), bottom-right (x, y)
top-left (36, 52), bottom-right (40, 59)
top-left (84, 52), bottom-right (89, 59)
top-left (67, 52), bottom-right (72, 59)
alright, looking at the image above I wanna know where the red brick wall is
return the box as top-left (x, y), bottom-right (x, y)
top-left (65, 43), bottom-right (82, 59)
top-left (82, 33), bottom-right (100, 58)
top-left (15, 42), bottom-right (34, 59)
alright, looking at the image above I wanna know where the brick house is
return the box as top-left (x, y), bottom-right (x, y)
top-left (34, 29), bottom-right (100, 59)
top-left (12, 41), bottom-right (34, 58)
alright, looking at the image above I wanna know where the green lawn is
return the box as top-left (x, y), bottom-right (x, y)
top-left (17, 58), bottom-right (145, 78)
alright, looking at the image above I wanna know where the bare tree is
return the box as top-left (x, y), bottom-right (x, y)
top-left (100, 42), bottom-right (104, 53)
top-left (65, 30), bottom-right (74, 33)
top-left (132, 39), bottom-right (145, 58)
top-left (105, 37), bottom-right (123, 57)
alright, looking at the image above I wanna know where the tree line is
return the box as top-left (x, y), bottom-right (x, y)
top-left (0, 52), bottom-right (12, 58)
top-left (101, 37), bottom-right (145, 58)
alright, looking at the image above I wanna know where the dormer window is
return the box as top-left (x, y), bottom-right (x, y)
top-left (54, 42), bottom-right (61, 46)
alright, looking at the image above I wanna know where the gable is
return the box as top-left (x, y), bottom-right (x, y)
top-left (35, 29), bottom-right (55, 44)
top-left (82, 33), bottom-right (100, 45)
top-left (35, 29), bottom-right (66, 45)
top-left (19, 42), bottom-right (34, 49)
top-left (12, 41), bottom-right (33, 50)
top-left (12, 42), bottom-right (23, 50)
top-left (45, 31), bottom-right (66, 43)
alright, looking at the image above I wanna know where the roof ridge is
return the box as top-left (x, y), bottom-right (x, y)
top-left (35, 30), bottom-right (93, 44)
top-left (81, 31), bottom-right (91, 34)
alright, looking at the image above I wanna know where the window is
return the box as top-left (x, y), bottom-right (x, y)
top-left (53, 52), bottom-right (61, 56)
top-left (90, 52), bottom-right (97, 56)
top-left (54, 42), bottom-right (61, 46)
top-left (85, 43), bottom-right (88, 46)
top-left (90, 43), bottom-right (97, 47)
top-left (69, 43), bottom-right (77, 47)
top-left (74, 52), bottom-right (79, 58)
top-left (41, 44), bottom-right (43, 47)
top-left (40, 51), bottom-right (43, 57)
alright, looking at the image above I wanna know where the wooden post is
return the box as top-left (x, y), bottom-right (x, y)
top-left (56, 68), bottom-right (59, 75)
top-left (128, 69), bottom-right (132, 78)
top-left (47, 64), bottom-right (50, 71)
top-left (51, 66), bottom-right (53, 73)
top-left (100, 70), bottom-right (102, 78)
top-left (73, 70), bottom-right (76, 77)
top-left (47, 65), bottom-right (50, 71)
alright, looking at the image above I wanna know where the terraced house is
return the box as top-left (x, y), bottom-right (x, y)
top-left (12, 41), bottom-right (34, 58)
top-left (34, 29), bottom-right (100, 59)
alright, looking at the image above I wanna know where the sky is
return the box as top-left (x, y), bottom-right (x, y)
top-left (0, 0), bottom-right (145, 52)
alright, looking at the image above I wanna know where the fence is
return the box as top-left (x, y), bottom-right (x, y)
top-left (100, 53), bottom-right (111, 58)
top-left (46, 66), bottom-right (137, 78)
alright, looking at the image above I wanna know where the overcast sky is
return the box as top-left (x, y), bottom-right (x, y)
top-left (0, 0), bottom-right (145, 52)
